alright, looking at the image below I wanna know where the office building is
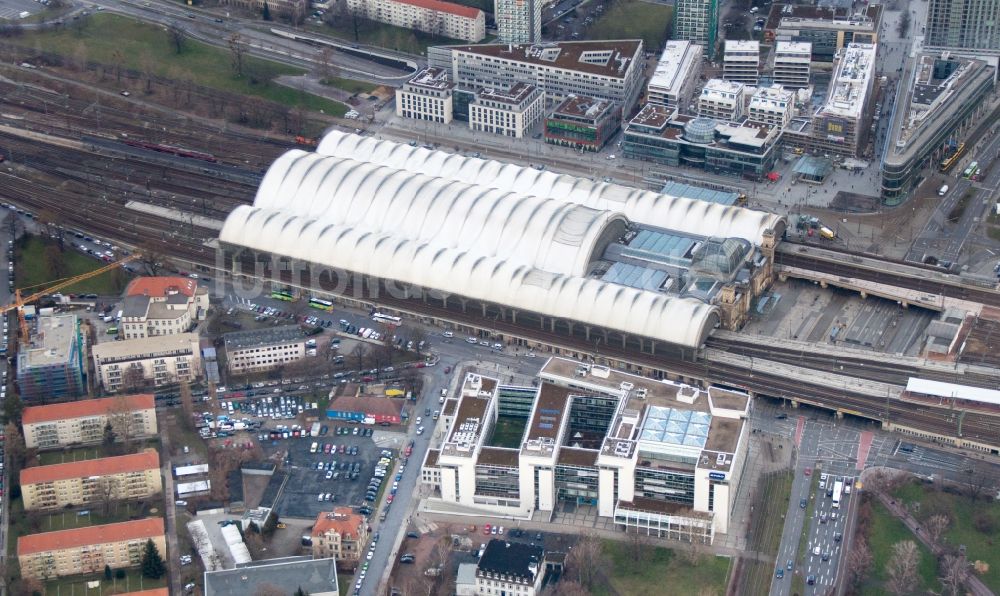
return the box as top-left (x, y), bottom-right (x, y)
top-left (476, 540), bottom-right (546, 596)
top-left (20, 449), bottom-right (162, 510)
top-left (768, 3), bottom-right (881, 61)
top-left (18, 518), bottom-right (166, 580)
top-left (773, 41), bottom-right (812, 88)
top-left (121, 276), bottom-right (207, 340)
top-left (748, 84), bottom-right (796, 129)
top-left (881, 54), bottom-right (996, 203)
top-left (544, 95), bottom-right (621, 152)
top-left (723, 40), bottom-right (760, 85)
top-left (346, 0), bottom-right (485, 42)
top-left (92, 333), bottom-right (200, 392)
top-left (441, 41), bottom-right (646, 111)
top-left (624, 103), bottom-right (782, 181)
top-left (495, 0), bottom-right (541, 44)
top-left (217, 0), bottom-right (305, 17)
top-left (205, 557), bottom-right (339, 596)
top-left (698, 79), bottom-right (747, 122)
top-left (396, 67), bottom-right (455, 124)
top-left (311, 508), bottom-right (369, 567)
top-left (22, 394), bottom-right (158, 450)
top-left (223, 326), bottom-right (307, 374)
top-left (469, 83), bottom-right (544, 138)
top-left (674, 0), bottom-right (719, 55)
top-left (647, 40), bottom-right (703, 109)
top-left (421, 362), bottom-right (750, 542)
top-left (925, 0), bottom-right (1000, 52)
top-left (16, 314), bottom-right (85, 402)
top-left (810, 42), bottom-right (877, 157)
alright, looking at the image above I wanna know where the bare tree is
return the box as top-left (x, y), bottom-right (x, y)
top-left (318, 46), bottom-right (337, 81)
top-left (846, 536), bottom-right (873, 589)
top-left (111, 49), bottom-right (125, 83)
top-left (624, 530), bottom-right (650, 567)
top-left (539, 580), bottom-right (591, 596)
top-left (229, 33), bottom-right (247, 78)
top-left (351, 343), bottom-right (369, 371)
top-left (963, 463), bottom-right (996, 502)
top-left (566, 532), bottom-right (606, 592)
top-left (886, 540), bottom-right (920, 596)
top-left (923, 514), bottom-right (950, 545)
top-left (179, 381), bottom-right (195, 432)
top-left (121, 364), bottom-right (147, 394)
top-left (137, 239), bottom-right (168, 276)
top-left (938, 553), bottom-right (967, 596)
top-left (107, 394), bottom-right (138, 450)
top-left (167, 22), bottom-right (186, 54)
top-left (4, 422), bottom-right (27, 477)
top-left (98, 475), bottom-right (122, 516)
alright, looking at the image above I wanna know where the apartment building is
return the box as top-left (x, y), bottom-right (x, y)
top-left (748, 84), bottom-right (796, 129)
top-left (544, 95), bottom-right (621, 152)
top-left (723, 40), bottom-right (760, 85)
top-left (311, 508), bottom-right (369, 567)
top-left (440, 40), bottom-right (646, 111)
top-left (217, 0), bottom-right (305, 16)
top-left (346, 0), bottom-right (485, 42)
top-left (768, 3), bottom-right (881, 61)
top-left (18, 518), bottom-right (166, 580)
top-left (16, 314), bottom-right (86, 402)
top-left (121, 277), bottom-right (208, 340)
top-left (22, 394), bottom-right (157, 450)
top-left (698, 79), bottom-right (747, 122)
top-left (21, 449), bottom-right (162, 510)
top-left (647, 40), bottom-right (703, 109)
top-left (495, 0), bottom-right (541, 44)
top-left (674, 0), bottom-right (719, 54)
top-left (773, 41), bottom-right (812, 89)
top-left (223, 326), bottom-right (307, 374)
top-left (469, 83), bottom-right (544, 138)
top-left (396, 67), bottom-right (455, 123)
top-left (92, 333), bottom-right (200, 392)
top-left (422, 362), bottom-right (751, 544)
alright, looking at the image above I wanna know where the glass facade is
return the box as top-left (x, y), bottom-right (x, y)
top-left (497, 385), bottom-right (537, 418)
top-left (568, 395), bottom-right (618, 447)
top-left (554, 463), bottom-right (600, 504)
top-left (475, 463), bottom-right (521, 505)
top-left (634, 453), bottom-right (696, 506)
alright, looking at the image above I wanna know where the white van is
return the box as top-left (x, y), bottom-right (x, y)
top-left (938, 184), bottom-right (949, 196)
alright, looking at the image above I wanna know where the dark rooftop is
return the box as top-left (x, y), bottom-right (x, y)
top-left (550, 95), bottom-right (618, 121)
top-left (557, 447), bottom-right (597, 467)
top-left (617, 496), bottom-right (713, 519)
top-left (424, 448), bottom-right (440, 468)
top-left (223, 326), bottom-right (305, 351)
top-left (204, 556), bottom-right (337, 596)
top-left (477, 540), bottom-right (545, 582)
top-left (526, 384), bottom-right (571, 441)
top-left (477, 446), bottom-right (520, 467)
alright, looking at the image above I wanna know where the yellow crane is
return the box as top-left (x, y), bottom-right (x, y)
top-left (3, 254), bottom-right (141, 344)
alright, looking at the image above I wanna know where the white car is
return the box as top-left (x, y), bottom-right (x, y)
top-left (366, 550), bottom-right (374, 560)
top-left (466, 336), bottom-right (477, 344)
top-left (416, 426), bottom-right (425, 435)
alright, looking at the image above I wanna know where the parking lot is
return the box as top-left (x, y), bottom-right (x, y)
top-left (268, 424), bottom-right (395, 520)
top-left (0, 0), bottom-right (43, 20)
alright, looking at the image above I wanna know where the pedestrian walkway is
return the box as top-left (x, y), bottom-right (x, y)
top-left (856, 431), bottom-right (874, 471)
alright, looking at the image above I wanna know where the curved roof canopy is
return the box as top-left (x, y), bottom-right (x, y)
top-left (317, 130), bottom-right (785, 245)
top-left (220, 207), bottom-right (720, 348)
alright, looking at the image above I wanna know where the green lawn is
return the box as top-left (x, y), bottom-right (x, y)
top-left (309, 20), bottom-right (463, 56)
top-left (597, 540), bottom-right (731, 596)
top-left (320, 76), bottom-right (378, 96)
top-left (584, 0), bottom-right (673, 51)
top-left (488, 415), bottom-right (527, 448)
top-left (35, 502), bottom-right (156, 532)
top-left (37, 445), bottom-right (103, 466)
top-left (15, 235), bottom-right (131, 296)
top-left (859, 500), bottom-right (938, 595)
top-left (891, 480), bottom-right (1000, 592)
top-left (338, 573), bottom-right (352, 596)
top-left (45, 567), bottom-right (167, 595)
top-left (17, 13), bottom-right (347, 115)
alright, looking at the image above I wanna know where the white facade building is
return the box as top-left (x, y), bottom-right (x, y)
top-left (495, 0), bottom-right (541, 44)
top-left (346, 0), bottom-right (485, 42)
top-left (723, 40), bottom-right (760, 85)
top-left (422, 360), bottom-right (751, 543)
top-left (92, 334), bottom-right (200, 392)
top-left (121, 277), bottom-right (208, 340)
top-left (647, 40), bottom-right (703, 109)
top-left (698, 79), bottom-right (747, 122)
top-left (469, 83), bottom-right (544, 138)
top-left (748, 84), bottom-right (796, 128)
top-left (773, 41), bottom-right (812, 89)
top-left (223, 326), bottom-right (307, 374)
top-left (395, 67), bottom-right (455, 123)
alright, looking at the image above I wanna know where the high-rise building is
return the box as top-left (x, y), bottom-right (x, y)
top-left (723, 40), bottom-right (760, 85)
top-left (926, 0), bottom-right (1000, 52)
top-left (674, 0), bottom-right (719, 56)
top-left (495, 0), bottom-right (541, 44)
top-left (16, 314), bottom-right (85, 402)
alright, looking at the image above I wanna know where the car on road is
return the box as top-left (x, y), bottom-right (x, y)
top-left (799, 498), bottom-right (807, 508)
top-left (807, 575), bottom-right (816, 585)
top-left (775, 568), bottom-right (784, 579)
top-left (812, 546), bottom-right (821, 556)
top-left (804, 468), bottom-right (812, 476)
top-left (786, 560), bottom-right (793, 570)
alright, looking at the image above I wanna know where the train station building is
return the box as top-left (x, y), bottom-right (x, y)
top-left (418, 361), bottom-right (750, 543)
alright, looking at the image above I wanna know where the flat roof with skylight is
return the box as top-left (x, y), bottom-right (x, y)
top-left (820, 43), bottom-right (876, 120)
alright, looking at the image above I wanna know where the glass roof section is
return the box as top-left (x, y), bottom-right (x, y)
top-left (639, 406), bottom-right (711, 448)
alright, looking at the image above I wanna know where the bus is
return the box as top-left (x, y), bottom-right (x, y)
top-left (271, 290), bottom-right (295, 302)
top-left (372, 313), bottom-right (401, 326)
top-left (106, 326), bottom-right (118, 335)
top-left (939, 142), bottom-right (965, 172)
top-left (308, 297), bottom-right (333, 311)
top-left (962, 161), bottom-right (979, 179)
top-left (831, 480), bottom-right (844, 508)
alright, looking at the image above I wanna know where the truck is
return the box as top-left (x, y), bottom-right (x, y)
top-left (310, 422), bottom-right (321, 437)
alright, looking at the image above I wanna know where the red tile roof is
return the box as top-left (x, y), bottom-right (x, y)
top-left (22, 394), bottom-right (155, 425)
top-left (312, 508), bottom-right (366, 539)
top-left (125, 276), bottom-right (198, 298)
top-left (20, 449), bottom-right (160, 486)
top-left (398, 0), bottom-right (481, 19)
top-left (18, 518), bottom-right (165, 556)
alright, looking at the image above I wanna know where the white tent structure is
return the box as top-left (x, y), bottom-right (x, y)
top-left (317, 130), bottom-right (786, 245)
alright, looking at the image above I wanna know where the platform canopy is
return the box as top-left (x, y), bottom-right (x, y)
top-left (905, 378), bottom-right (1000, 406)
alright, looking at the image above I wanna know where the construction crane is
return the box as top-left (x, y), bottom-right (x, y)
top-left (3, 254), bottom-right (141, 345)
